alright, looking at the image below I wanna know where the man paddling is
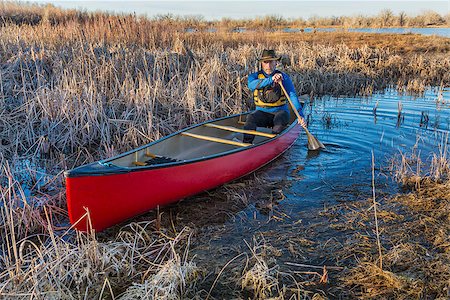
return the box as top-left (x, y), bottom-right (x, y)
top-left (244, 49), bottom-right (307, 143)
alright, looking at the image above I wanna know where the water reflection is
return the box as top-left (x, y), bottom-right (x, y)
top-left (261, 87), bottom-right (450, 213)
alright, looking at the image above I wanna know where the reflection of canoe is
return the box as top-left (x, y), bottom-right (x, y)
top-left (65, 110), bottom-right (302, 232)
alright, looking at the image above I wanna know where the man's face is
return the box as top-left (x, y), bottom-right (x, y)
top-left (262, 60), bottom-right (277, 74)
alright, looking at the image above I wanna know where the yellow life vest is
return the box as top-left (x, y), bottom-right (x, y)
top-left (253, 71), bottom-right (287, 108)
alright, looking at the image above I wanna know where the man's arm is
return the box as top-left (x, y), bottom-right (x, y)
top-left (247, 72), bottom-right (273, 91)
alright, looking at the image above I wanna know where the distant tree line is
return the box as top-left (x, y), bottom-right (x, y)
top-left (215, 10), bottom-right (448, 29)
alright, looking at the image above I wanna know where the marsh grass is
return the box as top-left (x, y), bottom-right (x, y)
top-left (1, 4), bottom-right (448, 160)
top-left (333, 178), bottom-right (450, 298)
top-left (117, 235), bottom-right (199, 300)
top-left (0, 213), bottom-right (195, 299)
top-left (241, 238), bottom-right (280, 299)
top-left (1, 23), bottom-right (448, 160)
top-left (314, 138), bottom-right (450, 299)
top-left (391, 132), bottom-right (450, 189)
top-left (238, 236), bottom-right (336, 299)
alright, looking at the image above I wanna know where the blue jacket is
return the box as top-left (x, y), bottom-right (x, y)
top-left (248, 70), bottom-right (304, 118)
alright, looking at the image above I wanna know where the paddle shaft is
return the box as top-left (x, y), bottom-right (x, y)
top-left (279, 82), bottom-right (304, 125)
top-left (279, 81), bottom-right (325, 150)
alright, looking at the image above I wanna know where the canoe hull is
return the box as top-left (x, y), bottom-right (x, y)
top-left (66, 123), bottom-right (301, 232)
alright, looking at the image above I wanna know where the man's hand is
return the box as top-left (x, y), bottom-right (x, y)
top-left (298, 116), bottom-right (307, 128)
top-left (272, 73), bottom-right (283, 83)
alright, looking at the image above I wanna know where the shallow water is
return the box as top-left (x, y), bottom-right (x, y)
top-left (264, 87), bottom-right (449, 212)
top-left (285, 27), bottom-right (450, 38)
top-left (346, 27), bottom-right (450, 38)
top-left (201, 27), bottom-right (450, 38)
top-left (192, 27), bottom-right (450, 38)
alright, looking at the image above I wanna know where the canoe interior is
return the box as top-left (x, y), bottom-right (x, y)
top-left (107, 112), bottom-right (297, 168)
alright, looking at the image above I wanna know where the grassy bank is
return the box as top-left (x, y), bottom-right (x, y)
top-left (323, 145), bottom-right (450, 298)
top-left (1, 3), bottom-right (449, 299)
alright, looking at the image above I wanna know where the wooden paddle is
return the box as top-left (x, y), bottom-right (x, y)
top-left (279, 82), bottom-right (325, 151)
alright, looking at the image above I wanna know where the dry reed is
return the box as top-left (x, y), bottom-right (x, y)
top-left (320, 137), bottom-right (450, 298)
top-left (0, 13), bottom-right (448, 160)
top-left (0, 214), bottom-right (194, 299)
top-left (241, 238), bottom-right (280, 299)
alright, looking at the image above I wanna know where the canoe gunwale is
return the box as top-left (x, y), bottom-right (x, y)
top-left (64, 112), bottom-right (299, 178)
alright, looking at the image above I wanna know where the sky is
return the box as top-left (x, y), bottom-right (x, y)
top-left (26, 1), bottom-right (449, 20)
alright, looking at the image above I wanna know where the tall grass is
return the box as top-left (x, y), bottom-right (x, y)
top-left (0, 205), bottom-right (194, 299)
top-left (0, 8), bottom-right (448, 160)
top-left (241, 239), bottom-right (280, 299)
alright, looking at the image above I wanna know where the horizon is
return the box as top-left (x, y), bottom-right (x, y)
top-left (24, 1), bottom-right (450, 21)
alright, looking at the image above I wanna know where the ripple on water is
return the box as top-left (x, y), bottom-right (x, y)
top-left (268, 87), bottom-right (450, 211)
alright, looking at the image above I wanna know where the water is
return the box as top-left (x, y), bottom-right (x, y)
top-left (1, 157), bottom-right (62, 209)
top-left (346, 27), bottom-right (450, 38)
top-left (191, 27), bottom-right (450, 38)
top-left (283, 27), bottom-right (450, 38)
top-left (193, 27), bottom-right (450, 38)
top-left (264, 88), bottom-right (450, 214)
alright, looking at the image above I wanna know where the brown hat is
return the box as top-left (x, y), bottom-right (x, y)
top-left (258, 49), bottom-right (281, 62)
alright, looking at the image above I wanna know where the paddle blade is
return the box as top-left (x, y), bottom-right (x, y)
top-left (304, 128), bottom-right (325, 151)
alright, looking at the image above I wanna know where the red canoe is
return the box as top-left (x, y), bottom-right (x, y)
top-left (65, 111), bottom-right (302, 232)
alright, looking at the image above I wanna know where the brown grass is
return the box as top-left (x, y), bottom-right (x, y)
top-left (0, 209), bottom-right (195, 299)
top-left (334, 177), bottom-right (450, 298)
top-left (241, 238), bottom-right (280, 299)
top-left (315, 138), bottom-right (450, 299)
top-left (0, 13), bottom-right (447, 159)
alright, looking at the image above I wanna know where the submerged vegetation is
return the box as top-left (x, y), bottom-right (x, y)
top-left (1, 2), bottom-right (449, 299)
